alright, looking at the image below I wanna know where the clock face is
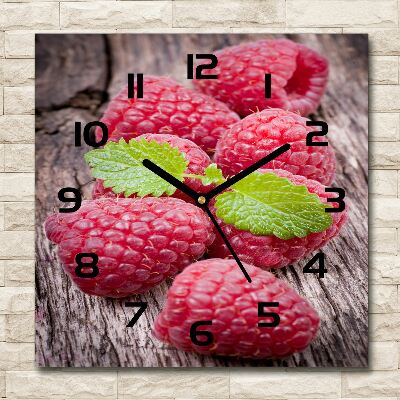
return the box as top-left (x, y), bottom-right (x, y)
top-left (35, 33), bottom-right (368, 368)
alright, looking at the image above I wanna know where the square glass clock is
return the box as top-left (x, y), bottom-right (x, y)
top-left (35, 33), bottom-right (368, 367)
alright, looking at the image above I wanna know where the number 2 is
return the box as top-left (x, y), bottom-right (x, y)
top-left (306, 121), bottom-right (328, 146)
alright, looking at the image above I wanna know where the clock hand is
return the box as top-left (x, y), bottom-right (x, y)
top-left (143, 159), bottom-right (251, 282)
top-left (202, 205), bottom-right (252, 283)
top-left (142, 159), bottom-right (199, 201)
top-left (205, 143), bottom-right (290, 200)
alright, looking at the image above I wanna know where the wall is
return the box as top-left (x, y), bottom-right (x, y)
top-left (0, 0), bottom-right (398, 398)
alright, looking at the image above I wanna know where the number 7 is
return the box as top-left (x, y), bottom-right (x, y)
top-left (125, 302), bottom-right (147, 327)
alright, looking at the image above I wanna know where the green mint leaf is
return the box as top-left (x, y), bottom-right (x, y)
top-left (84, 138), bottom-right (188, 197)
top-left (185, 163), bottom-right (225, 185)
top-left (214, 172), bottom-right (333, 240)
top-left (202, 164), bottom-right (225, 185)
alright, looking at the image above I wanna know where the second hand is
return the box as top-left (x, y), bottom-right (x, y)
top-left (202, 205), bottom-right (252, 283)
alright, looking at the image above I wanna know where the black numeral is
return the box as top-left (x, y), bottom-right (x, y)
top-left (303, 252), bottom-right (327, 278)
top-left (325, 188), bottom-right (346, 212)
top-left (258, 302), bottom-right (280, 327)
top-left (125, 302), bottom-right (147, 327)
top-left (58, 187), bottom-right (81, 213)
top-left (190, 320), bottom-right (213, 346)
top-left (127, 73), bottom-right (144, 99)
top-left (75, 121), bottom-right (108, 147)
top-left (75, 253), bottom-right (99, 278)
top-left (187, 54), bottom-right (218, 79)
top-left (265, 73), bottom-right (272, 98)
top-left (306, 121), bottom-right (328, 146)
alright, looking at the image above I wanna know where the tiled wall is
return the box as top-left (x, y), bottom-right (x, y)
top-left (0, 0), bottom-right (398, 398)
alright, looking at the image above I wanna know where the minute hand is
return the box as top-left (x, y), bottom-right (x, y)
top-left (142, 159), bottom-right (199, 200)
top-left (206, 143), bottom-right (290, 199)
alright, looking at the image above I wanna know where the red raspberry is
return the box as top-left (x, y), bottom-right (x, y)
top-left (44, 198), bottom-right (215, 298)
top-left (153, 258), bottom-right (320, 359)
top-left (214, 108), bottom-right (336, 185)
top-left (194, 39), bottom-right (328, 117)
top-left (96, 75), bottom-right (240, 153)
top-left (208, 169), bottom-right (347, 270)
top-left (92, 134), bottom-right (213, 201)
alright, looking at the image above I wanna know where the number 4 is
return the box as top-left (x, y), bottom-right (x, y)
top-left (303, 252), bottom-right (327, 278)
top-left (125, 302), bottom-right (147, 327)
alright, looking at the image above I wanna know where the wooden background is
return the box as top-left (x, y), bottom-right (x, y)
top-left (35, 34), bottom-right (368, 367)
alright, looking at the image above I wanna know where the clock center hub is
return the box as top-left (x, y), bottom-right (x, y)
top-left (197, 196), bottom-right (206, 205)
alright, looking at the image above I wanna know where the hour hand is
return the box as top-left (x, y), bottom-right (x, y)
top-left (142, 159), bottom-right (199, 200)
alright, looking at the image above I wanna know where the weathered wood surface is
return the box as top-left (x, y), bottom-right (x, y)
top-left (35, 34), bottom-right (368, 367)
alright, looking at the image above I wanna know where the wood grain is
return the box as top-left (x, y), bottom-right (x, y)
top-left (35, 33), bottom-right (368, 367)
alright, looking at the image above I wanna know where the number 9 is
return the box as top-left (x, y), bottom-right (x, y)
top-left (58, 187), bottom-right (81, 213)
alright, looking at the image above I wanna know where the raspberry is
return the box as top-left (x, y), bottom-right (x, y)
top-left (96, 75), bottom-right (240, 153)
top-left (193, 39), bottom-right (328, 117)
top-left (44, 197), bottom-right (215, 298)
top-left (153, 258), bottom-right (320, 359)
top-left (208, 169), bottom-right (347, 270)
top-left (214, 108), bottom-right (336, 185)
top-left (92, 133), bottom-right (213, 201)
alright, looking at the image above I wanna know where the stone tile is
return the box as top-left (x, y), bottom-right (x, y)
top-left (369, 170), bottom-right (397, 196)
top-left (4, 202), bottom-right (34, 231)
top-left (0, 173), bottom-right (34, 201)
top-left (173, 0), bottom-right (285, 28)
top-left (0, 115), bottom-right (34, 143)
top-left (4, 144), bottom-right (34, 172)
top-left (370, 112), bottom-right (399, 142)
top-left (4, 260), bottom-right (34, 286)
top-left (372, 197), bottom-right (400, 227)
top-left (2, 2), bottom-right (60, 30)
top-left (2, 59), bottom-right (34, 86)
top-left (0, 315), bottom-right (5, 341)
top-left (0, 203), bottom-right (4, 231)
top-left (369, 341), bottom-right (399, 370)
top-left (0, 372), bottom-right (4, 398)
top-left (0, 261), bottom-right (5, 286)
top-left (370, 141), bottom-right (400, 168)
top-left (371, 85), bottom-right (400, 112)
top-left (5, 313), bottom-right (34, 342)
top-left (287, 0), bottom-right (397, 28)
top-left (370, 254), bottom-right (400, 284)
top-left (0, 287), bottom-right (34, 314)
top-left (370, 56), bottom-right (398, 84)
top-left (0, 342), bottom-right (34, 370)
top-left (370, 313), bottom-right (400, 341)
top-left (230, 370), bottom-right (341, 398)
top-left (0, 144), bottom-right (4, 171)
top-left (4, 86), bottom-right (35, 114)
top-left (371, 228), bottom-right (397, 254)
top-left (119, 370), bottom-right (229, 398)
top-left (61, 1), bottom-right (172, 29)
top-left (6, 371), bottom-right (117, 399)
top-left (5, 31), bottom-right (35, 58)
top-left (0, 32), bottom-right (4, 59)
top-left (342, 370), bottom-right (400, 397)
top-left (0, 231), bottom-right (34, 258)
top-left (370, 284), bottom-right (398, 313)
